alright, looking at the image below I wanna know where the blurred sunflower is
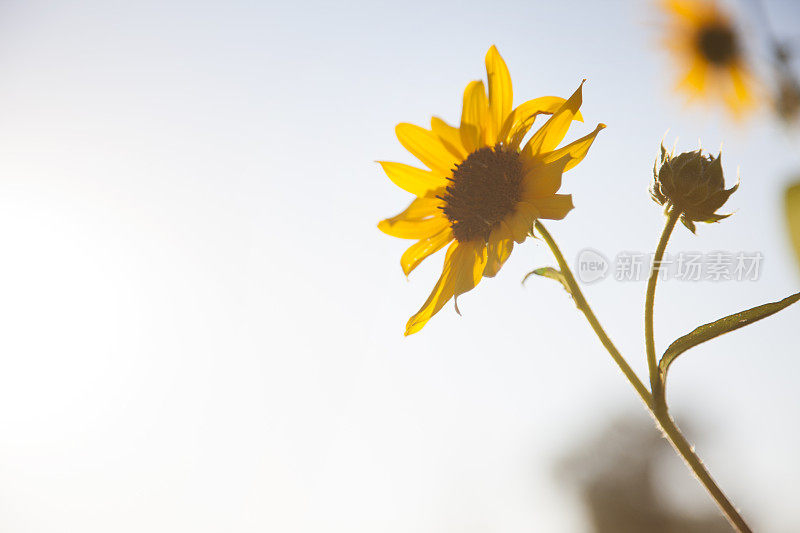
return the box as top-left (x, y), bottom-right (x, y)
top-left (662, 0), bottom-right (755, 116)
top-left (378, 46), bottom-right (604, 335)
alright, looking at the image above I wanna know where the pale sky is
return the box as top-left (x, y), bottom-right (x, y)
top-left (1, 0), bottom-right (799, 531)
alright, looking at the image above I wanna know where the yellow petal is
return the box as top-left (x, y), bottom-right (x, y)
top-left (680, 58), bottom-right (708, 92)
top-left (521, 159), bottom-right (566, 200)
top-left (401, 225), bottom-right (453, 276)
top-left (484, 223), bottom-right (514, 278)
top-left (379, 161), bottom-right (447, 197)
top-left (453, 241), bottom-right (488, 314)
top-left (460, 80), bottom-right (488, 153)
top-left (499, 96), bottom-right (584, 148)
top-left (405, 241), bottom-right (460, 335)
top-left (485, 45), bottom-right (513, 145)
top-left (664, 0), bottom-right (709, 23)
top-left (396, 123), bottom-right (459, 176)
top-left (726, 65), bottom-right (753, 115)
top-left (531, 194), bottom-right (574, 220)
top-left (431, 117), bottom-right (468, 160)
top-left (506, 201), bottom-right (540, 243)
top-left (378, 196), bottom-right (446, 239)
top-left (538, 123), bottom-right (606, 173)
top-left (523, 81), bottom-right (585, 158)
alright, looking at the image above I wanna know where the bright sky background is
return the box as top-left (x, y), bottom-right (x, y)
top-left (1, 0), bottom-right (799, 531)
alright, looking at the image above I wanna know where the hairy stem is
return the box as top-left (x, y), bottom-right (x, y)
top-left (646, 210), bottom-right (679, 402)
top-left (534, 219), bottom-right (751, 532)
top-left (533, 221), bottom-right (651, 407)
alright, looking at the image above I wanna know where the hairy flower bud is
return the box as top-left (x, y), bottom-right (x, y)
top-left (650, 144), bottom-right (738, 233)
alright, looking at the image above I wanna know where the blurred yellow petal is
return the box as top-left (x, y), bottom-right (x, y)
top-left (484, 224), bottom-right (514, 278)
top-left (531, 194), bottom-right (574, 220)
top-left (431, 117), bottom-right (468, 160)
top-left (499, 96), bottom-right (584, 148)
top-left (379, 161), bottom-right (447, 197)
top-left (680, 58), bottom-right (708, 92)
top-left (396, 123), bottom-right (459, 176)
top-left (460, 80), bottom-right (488, 153)
top-left (523, 81), bottom-right (585, 158)
top-left (485, 45), bottom-right (513, 144)
top-left (401, 225), bottom-right (453, 276)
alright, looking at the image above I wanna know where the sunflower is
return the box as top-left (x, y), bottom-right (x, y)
top-left (662, 0), bottom-right (755, 115)
top-left (378, 46), bottom-right (604, 335)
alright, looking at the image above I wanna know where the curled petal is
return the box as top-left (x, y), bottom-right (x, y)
top-left (538, 123), bottom-right (606, 173)
top-left (499, 96), bottom-right (584, 149)
top-left (523, 81), bottom-right (585, 158)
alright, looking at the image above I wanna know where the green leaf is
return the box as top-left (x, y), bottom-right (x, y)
top-left (659, 292), bottom-right (800, 381)
top-left (522, 267), bottom-right (572, 295)
top-left (786, 181), bottom-right (800, 268)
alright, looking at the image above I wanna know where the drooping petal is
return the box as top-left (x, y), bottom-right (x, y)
top-left (484, 223), bottom-right (514, 278)
top-left (453, 241), bottom-right (488, 314)
top-left (537, 123), bottom-right (606, 173)
top-left (506, 201), bottom-right (540, 243)
top-left (499, 96), bottom-right (584, 148)
top-left (396, 123), bottom-right (459, 176)
top-left (401, 226), bottom-right (454, 276)
top-left (485, 45), bottom-right (513, 145)
top-left (431, 117), bottom-right (468, 160)
top-left (378, 195), bottom-right (446, 239)
top-left (522, 81), bottom-right (585, 158)
top-left (531, 194), bottom-right (574, 220)
top-left (379, 161), bottom-right (447, 197)
top-left (405, 241), bottom-right (483, 335)
top-left (460, 80), bottom-right (489, 154)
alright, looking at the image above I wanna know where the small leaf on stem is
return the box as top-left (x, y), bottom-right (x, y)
top-left (522, 267), bottom-right (573, 296)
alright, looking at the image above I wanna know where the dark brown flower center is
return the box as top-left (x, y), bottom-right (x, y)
top-left (696, 23), bottom-right (738, 65)
top-left (439, 145), bottom-right (523, 243)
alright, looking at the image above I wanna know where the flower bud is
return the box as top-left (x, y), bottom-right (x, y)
top-left (650, 144), bottom-right (738, 233)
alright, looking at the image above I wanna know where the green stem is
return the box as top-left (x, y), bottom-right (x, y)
top-left (646, 210), bottom-right (680, 402)
top-left (534, 219), bottom-right (751, 533)
top-left (533, 221), bottom-right (652, 408)
top-left (656, 409), bottom-right (752, 532)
